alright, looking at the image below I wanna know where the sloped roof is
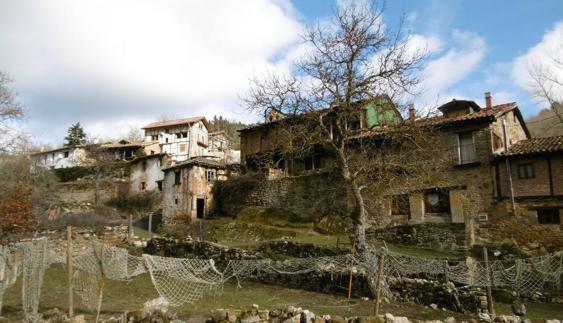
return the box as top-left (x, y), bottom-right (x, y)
top-left (142, 116), bottom-right (209, 130)
top-left (498, 136), bottom-right (563, 157)
top-left (162, 156), bottom-right (226, 171)
top-left (417, 102), bottom-right (518, 127)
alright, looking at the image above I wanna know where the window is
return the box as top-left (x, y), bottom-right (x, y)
top-left (537, 209), bottom-right (560, 224)
top-left (458, 132), bottom-right (477, 164)
top-left (182, 132), bottom-right (188, 138)
top-left (347, 113), bottom-right (361, 130)
top-left (165, 138), bottom-right (169, 143)
top-left (174, 198), bottom-right (178, 205)
top-left (518, 164), bottom-right (534, 179)
top-left (492, 132), bottom-right (503, 151)
top-left (391, 195), bottom-right (410, 216)
top-left (141, 182), bottom-right (146, 190)
top-left (150, 150), bottom-right (155, 155)
top-left (157, 181), bottom-right (163, 192)
top-left (64, 151), bottom-right (69, 158)
top-left (304, 154), bottom-right (322, 171)
top-left (151, 135), bottom-right (158, 141)
top-left (165, 128), bottom-right (170, 133)
top-left (174, 170), bottom-right (181, 185)
top-left (180, 144), bottom-right (186, 153)
top-left (207, 169), bottom-right (216, 182)
top-left (424, 190), bottom-right (450, 214)
top-left (176, 133), bottom-right (181, 139)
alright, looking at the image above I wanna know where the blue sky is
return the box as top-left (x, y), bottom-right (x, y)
top-left (0, 0), bottom-right (562, 146)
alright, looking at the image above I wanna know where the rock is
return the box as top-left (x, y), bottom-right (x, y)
top-left (314, 317), bottom-right (326, 323)
top-left (356, 316), bottom-right (384, 323)
top-left (301, 310), bottom-right (315, 323)
top-left (240, 314), bottom-right (261, 323)
top-left (328, 316), bottom-right (346, 323)
top-left (70, 315), bottom-right (86, 323)
top-left (430, 304), bottom-right (438, 310)
top-left (393, 317), bottom-right (411, 323)
top-left (227, 309), bottom-right (238, 322)
top-left (477, 313), bottom-right (491, 322)
top-left (143, 296), bottom-right (169, 314)
top-left (283, 315), bottom-right (302, 323)
top-left (43, 308), bottom-right (61, 319)
top-left (213, 309), bottom-right (227, 322)
top-left (444, 317), bottom-right (456, 323)
top-left (384, 313), bottom-right (395, 322)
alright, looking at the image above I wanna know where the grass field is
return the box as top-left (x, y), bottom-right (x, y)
top-left (2, 267), bottom-right (562, 321)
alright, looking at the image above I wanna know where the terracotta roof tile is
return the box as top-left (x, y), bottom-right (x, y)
top-left (417, 102), bottom-right (517, 126)
top-left (501, 136), bottom-right (563, 156)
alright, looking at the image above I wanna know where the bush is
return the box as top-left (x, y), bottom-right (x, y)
top-left (314, 214), bottom-right (351, 234)
top-left (54, 166), bottom-right (95, 182)
top-left (211, 173), bottom-right (262, 216)
top-left (236, 206), bottom-right (311, 228)
top-left (106, 191), bottom-right (161, 213)
top-left (38, 207), bottom-right (123, 230)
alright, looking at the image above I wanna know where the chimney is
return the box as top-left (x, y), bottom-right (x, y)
top-left (408, 104), bottom-right (416, 122)
top-left (485, 92), bottom-right (493, 108)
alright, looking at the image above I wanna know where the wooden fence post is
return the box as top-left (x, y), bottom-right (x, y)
top-left (66, 226), bottom-right (74, 318)
top-left (373, 253), bottom-right (385, 316)
top-left (128, 213), bottom-right (133, 242)
top-left (347, 241), bottom-right (356, 299)
top-left (483, 247), bottom-right (495, 316)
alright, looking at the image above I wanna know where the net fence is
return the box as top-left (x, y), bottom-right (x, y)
top-left (0, 238), bottom-right (561, 319)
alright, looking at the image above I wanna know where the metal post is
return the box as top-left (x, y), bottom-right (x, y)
top-left (128, 213), bottom-right (133, 242)
top-left (66, 226), bottom-right (74, 318)
top-left (148, 212), bottom-right (153, 239)
top-left (483, 247), bottom-right (495, 316)
top-left (373, 253), bottom-right (385, 316)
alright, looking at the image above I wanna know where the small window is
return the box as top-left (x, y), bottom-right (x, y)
top-left (174, 198), bottom-right (178, 205)
top-left (537, 209), bottom-right (560, 224)
top-left (304, 154), bottom-right (322, 171)
top-left (157, 181), bottom-right (163, 192)
top-left (424, 190), bottom-right (450, 214)
top-left (207, 169), bottom-right (216, 182)
top-left (174, 170), bottom-right (181, 185)
top-left (165, 138), bottom-right (169, 143)
top-left (165, 129), bottom-right (170, 133)
top-left (151, 135), bottom-right (158, 141)
top-left (176, 133), bottom-right (181, 139)
top-left (141, 182), bottom-right (146, 190)
top-left (64, 151), bottom-right (69, 158)
top-left (458, 132), bottom-right (477, 164)
top-left (182, 132), bottom-right (188, 138)
top-left (518, 164), bottom-right (534, 179)
top-left (150, 150), bottom-right (155, 155)
top-left (391, 195), bottom-right (410, 216)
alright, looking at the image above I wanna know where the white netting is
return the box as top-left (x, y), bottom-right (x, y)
top-left (143, 254), bottom-right (223, 306)
top-left (19, 238), bottom-right (50, 317)
top-left (0, 237), bottom-right (561, 317)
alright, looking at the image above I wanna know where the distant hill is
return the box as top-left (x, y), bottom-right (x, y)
top-left (525, 104), bottom-right (563, 138)
top-left (208, 116), bottom-right (249, 149)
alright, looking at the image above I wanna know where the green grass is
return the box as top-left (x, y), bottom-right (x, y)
top-left (3, 267), bottom-right (562, 321)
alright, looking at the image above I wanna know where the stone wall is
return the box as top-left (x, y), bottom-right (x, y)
top-left (214, 172), bottom-right (347, 221)
top-left (366, 224), bottom-right (468, 250)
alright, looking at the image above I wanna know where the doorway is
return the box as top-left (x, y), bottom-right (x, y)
top-left (196, 198), bottom-right (205, 219)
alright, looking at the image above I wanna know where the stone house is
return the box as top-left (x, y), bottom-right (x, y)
top-left (30, 140), bottom-right (146, 169)
top-left (129, 153), bottom-right (171, 193)
top-left (30, 145), bottom-right (89, 169)
top-left (208, 131), bottom-right (241, 165)
top-left (237, 93), bottom-right (563, 251)
top-left (142, 117), bottom-right (210, 162)
top-left (161, 157), bottom-right (228, 223)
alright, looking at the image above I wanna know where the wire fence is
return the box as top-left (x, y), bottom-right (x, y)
top-left (0, 237), bottom-right (561, 320)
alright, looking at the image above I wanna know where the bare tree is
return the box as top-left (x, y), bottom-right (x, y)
top-left (0, 71), bottom-right (25, 153)
top-left (528, 48), bottom-right (563, 122)
top-left (125, 126), bottom-right (144, 142)
top-left (243, 2), bottom-right (444, 251)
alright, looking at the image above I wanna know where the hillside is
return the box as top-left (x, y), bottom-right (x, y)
top-left (208, 115), bottom-right (249, 149)
top-left (525, 104), bottom-right (563, 138)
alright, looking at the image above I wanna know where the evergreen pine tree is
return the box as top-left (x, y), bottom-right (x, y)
top-left (64, 122), bottom-right (87, 146)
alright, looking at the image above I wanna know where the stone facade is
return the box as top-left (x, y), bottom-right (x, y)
top-left (129, 154), bottom-right (169, 193)
top-left (162, 159), bottom-right (228, 223)
top-left (236, 96), bottom-right (563, 251)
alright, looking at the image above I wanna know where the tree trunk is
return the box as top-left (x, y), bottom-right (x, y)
top-left (336, 149), bottom-right (368, 252)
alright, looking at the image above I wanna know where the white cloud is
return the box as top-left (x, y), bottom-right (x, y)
top-left (0, 0), bottom-right (303, 145)
top-left (512, 20), bottom-right (563, 106)
top-left (422, 30), bottom-right (485, 94)
top-left (407, 30), bottom-right (486, 112)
